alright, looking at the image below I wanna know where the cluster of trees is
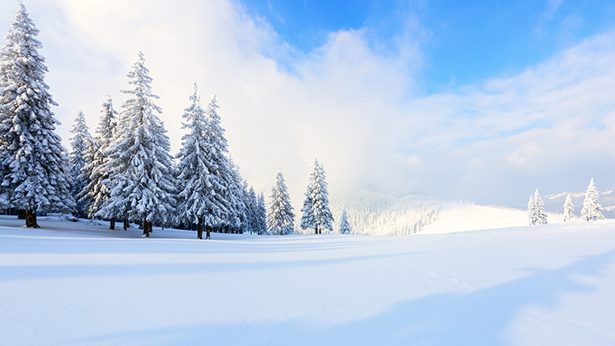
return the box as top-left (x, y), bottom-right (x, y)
top-left (0, 4), bottom-right (353, 237)
top-left (265, 160), bottom-right (351, 235)
top-left (529, 178), bottom-right (605, 225)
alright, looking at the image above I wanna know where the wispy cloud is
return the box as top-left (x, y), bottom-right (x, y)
top-left (2, 0), bottom-right (614, 208)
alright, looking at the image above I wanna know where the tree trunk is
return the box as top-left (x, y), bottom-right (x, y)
top-left (25, 210), bottom-right (39, 228)
top-left (205, 225), bottom-right (211, 239)
top-left (109, 219), bottom-right (115, 230)
top-left (123, 217), bottom-right (129, 231)
top-left (143, 219), bottom-right (150, 238)
top-left (197, 222), bottom-right (203, 240)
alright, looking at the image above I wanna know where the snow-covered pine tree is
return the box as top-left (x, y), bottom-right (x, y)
top-left (268, 170), bottom-right (295, 235)
top-left (97, 52), bottom-right (176, 237)
top-left (536, 190), bottom-right (548, 225)
top-left (245, 186), bottom-right (259, 234)
top-left (581, 178), bottom-right (604, 221)
top-left (529, 189), bottom-right (548, 225)
top-left (339, 209), bottom-right (352, 234)
top-left (299, 188), bottom-right (315, 232)
top-left (0, 4), bottom-right (73, 227)
top-left (256, 192), bottom-right (268, 235)
top-left (81, 97), bottom-right (117, 229)
top-left (202, 96), bottom-right (241, 237)
top-left (527, 192), bottom-right (535, 225)
top-left (563, 192), bottom-right (575, 222)
top-left (226, 159), bottom-right (248, 233)
top-left (175, 85), bottom-right (227, 239)
top-left (300, 159), bottom-right (334, 234)
top-left (69, 111), bottom-right (93, 218)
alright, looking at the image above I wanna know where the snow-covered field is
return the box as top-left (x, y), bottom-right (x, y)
top-left (1, 215), bottom-right (615, 345)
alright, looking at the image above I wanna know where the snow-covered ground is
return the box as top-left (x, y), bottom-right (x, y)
top-left (421, 203), bottom-right (566, 234)
top-left (1, 215), bottom-right (615, 345)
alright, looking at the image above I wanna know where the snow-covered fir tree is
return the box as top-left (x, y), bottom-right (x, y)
top-left (97, 52), bottom-right (176, 237)
top-left (268, 170), bottom-right (295, 235)
top-left (563, 192), bottom-right (575, 222)
top-left (581, 178), bottom-right (604, 221)
top-left (68, 111), bottom-right (93, 218)
top-left (202, 96), bottom-right (243, 237)
top-left (256, 193), bottom-right (268, 235)
top-left (225, 159), bottom-right (248, 233)
top-left (527, 193), bottom-right (534, 225)
top-left (339, 209), bottom-right (352, 234)
top-left (0, 4), bottom-right (73, 227)
top-left (300, 159), bottom-right (334, 234)
top-left (80, 97), bottom-right (117, 229)
top-left (528, 189), bottom-right (547, 225)
top-left (175, 85), bottom-right (227, 239)
top-left (535, 190), bottom-right (548, 225)
top-left (245, 186), bottom-right (259, 233)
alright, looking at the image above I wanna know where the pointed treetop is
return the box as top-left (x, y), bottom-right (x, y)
top-left (191, 83), bottom-right (200, 102)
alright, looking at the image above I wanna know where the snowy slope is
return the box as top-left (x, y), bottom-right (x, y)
top-left (331, 191), bottom-right (442, 236)
top-left (422, 203), bottom-right (529, 234)
top-left (331, 192), bottom-right (580, 236)
top-left (1, 216), bottom-right (615, 345)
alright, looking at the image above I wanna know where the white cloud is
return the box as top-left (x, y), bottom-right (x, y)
top-left (1, 1), bottom-right (615, 208)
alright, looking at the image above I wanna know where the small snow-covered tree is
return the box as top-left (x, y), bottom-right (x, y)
top-left (527, 193), bottom-right (535, 225)
top-left (0, 4), bottom-right (73, 227)
top-left (300, 159), bottom-right (334, 234)
top-left (97, 52), bottom-right (176, 237)
top-left (563, 192), bottom-right (575, 222)
top-left (581, 178), bottom-right (604, 221)
top-left (175, 85), bottom-right (227, 239)
top-left (299, 189), bottom-right (314, 232)
top-left (528, 189), bottom-right (547, 226)
top-left (268, 170), bottom-right (295, 235)
top-left (256, 192), bottom-right (268, 235)
top-left (69, 111), bottom-right (93, 218)
top-left (245, 186), bottom-right (259, 234)
top-left (81, 97), bottom-right (117, 229)
top-left (339, 209), bottom-right (352, 234)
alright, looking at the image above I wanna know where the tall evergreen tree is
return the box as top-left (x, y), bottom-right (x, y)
top-left (339, 209), bottom-right (352, 234)
top-left (202, 96), bottom-right (238, 238)
top-left (81, 97), bottom-right (117, 229)
top-left (0, 4), bottom-right (73, 227)
top-left (563, 192), bottom-right (575, 222)
top-left (268, 170), bottom-right (294, 235)
top-left (97, 52), bottom-right (176, 237)
top-left (69, 111), bottom-right (93, 218)
top-left (176, 85), bottom-right (227, 240)
top-left (300, 159), bottom-right (334, 234)
top-left (528, 189), bottom-right (547, 225)
top-left (581, 178), bottom-right (604, 221)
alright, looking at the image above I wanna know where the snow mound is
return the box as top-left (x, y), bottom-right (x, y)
top-left (422, 203), bottom-right (529, 234)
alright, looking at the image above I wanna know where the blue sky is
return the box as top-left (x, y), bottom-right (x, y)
top-left (242, 0), bottom-right (615, 92)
